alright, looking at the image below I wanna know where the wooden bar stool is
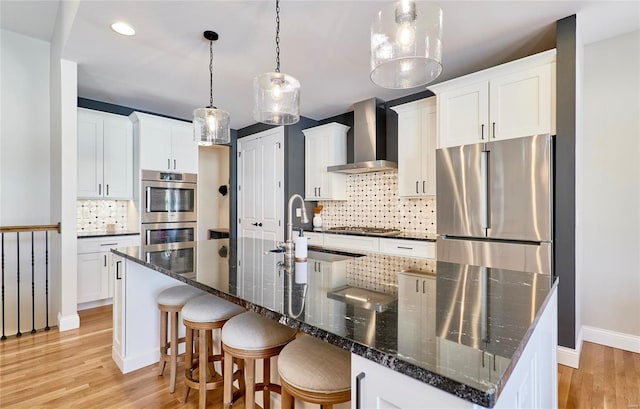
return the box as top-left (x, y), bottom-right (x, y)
top-left (182, 294), bottom-right (246, 409)
top-left (278, 335), bottom-right (351, 409)
top-left (156, 285), bottom-right (204, 393)
top-left (221, 311), bottom-right (297, 409)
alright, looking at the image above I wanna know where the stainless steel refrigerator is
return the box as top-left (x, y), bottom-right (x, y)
top-left (436, 134), bottom-right (553, 276)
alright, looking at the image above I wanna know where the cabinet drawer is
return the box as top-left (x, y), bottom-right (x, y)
top-left (305, 232), bottom-right (324, 247)
top-left (379, 238), bottom-right (435, 259)
top-left (324, 234), bottom-right (379, 253)
top-left (78, 235), bottom-right (140, 254)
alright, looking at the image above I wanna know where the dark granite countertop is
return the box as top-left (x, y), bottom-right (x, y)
top-left (113, 238), bottom-right (556, 407)
top-left (78, 230), bottom-right (140, 239)
top-left (304, 228), bottom-right (437, 242)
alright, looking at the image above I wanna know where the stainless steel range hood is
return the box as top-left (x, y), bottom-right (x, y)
top-left (327, 98), bottom-right (397, 174)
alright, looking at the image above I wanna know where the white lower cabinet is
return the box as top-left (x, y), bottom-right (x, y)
top-left (305, 259), bottom-right (347, 333)
top-left (112, 254), bottom-right (125, 358)
top-left (314, 234), bottom-right (435, 259)
top-left (325, 234), bottom-right (379, 253)
top-left (305, 231), bottom-right (324, 247)
top-left (397, 273), bottom-right (436, 365)
top-left (378, 238), bottom-right (435, 259)
top-left (77, 235), bottom-right (140, 305)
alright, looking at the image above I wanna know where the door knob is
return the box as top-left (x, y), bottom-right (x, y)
top-left (252, 222), bottom-right (263, 227)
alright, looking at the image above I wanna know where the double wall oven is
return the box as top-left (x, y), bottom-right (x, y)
top-left (141, 170), bottom-right (197, 275)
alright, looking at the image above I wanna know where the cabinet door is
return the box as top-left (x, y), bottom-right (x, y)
top-left (438, 81), bottom-right (489, 148)
top-left (103, 115), bottom-right (133, 199)
top-left (397, 273), bottom-right (422, 360)
top-left (421, 105), bottom-right (437, 196)
top-left (170, 121), bottom-right (198, 173)
top-left (77, 252), bottom-right (109, 303)
top-left (77, 110), bottom-right (104, 198)
top-left (139, 122), bottom-right (172, 172)
top-left (489, 64), bottom-right (552, 141)
top-left (304, 133), bottom-right (323, 200)
top-left (397, 108), bottom-right (423, 197)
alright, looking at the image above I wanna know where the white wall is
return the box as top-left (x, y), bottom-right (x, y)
top-left (0, 29), bottom-right (59, 334)
top-left (580, 30), bottom-right (640, 352)
top-left (197, 146), bottom-right (229, 241)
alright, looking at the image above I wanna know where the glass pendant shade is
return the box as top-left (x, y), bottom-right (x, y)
top-left (371, 0), bottom-right (443, 89)
top-left (253, 72), bottom-right (300, 125)
top-left (193, 106), bottom-right (230, 146)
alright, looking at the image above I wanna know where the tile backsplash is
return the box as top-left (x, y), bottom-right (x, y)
top-left (77, 200), bottom-right (134, 232)
top-left (319, 170), bottom-right (436, 235)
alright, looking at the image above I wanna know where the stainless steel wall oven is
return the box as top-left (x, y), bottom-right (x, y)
top-left (141, 170), bottom-right (197, 224)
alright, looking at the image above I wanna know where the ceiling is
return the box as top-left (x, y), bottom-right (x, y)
top-left (1, 1), bottom-right (639, 129)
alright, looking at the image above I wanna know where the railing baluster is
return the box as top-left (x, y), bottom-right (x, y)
top-left (31, 231), bottom-right (36, 334)
top-left (45, 231), bottom-right (50, 331)
top-left (1, 233), bottom-right (5, 341)
top-left (16, 232), bottom-right (21, 337)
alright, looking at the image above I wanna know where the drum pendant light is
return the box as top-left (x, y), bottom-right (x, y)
top-left (370, 0), bottom-right (443, 89)
top-left (193, 30), bottom-right (230, 145)
top-left (253, 0), bottom-right (300, 125)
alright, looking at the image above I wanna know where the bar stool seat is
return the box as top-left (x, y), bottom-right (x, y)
top-left (182, 294), bottom-right (245, 409)
top-left (156, 285), bottom-right (205, 393)
top-left (222, 311), bottom-right (297, 409)
top-left (278, 336), bottom-right (351, 408)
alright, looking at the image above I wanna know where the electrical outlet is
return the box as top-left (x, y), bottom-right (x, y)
top-left (296, 208), bottom-right (302, 217)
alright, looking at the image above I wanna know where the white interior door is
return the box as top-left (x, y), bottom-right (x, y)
top-left (237, 127), bottom-right (284, 243)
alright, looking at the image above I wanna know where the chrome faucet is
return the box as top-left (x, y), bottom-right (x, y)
top-left (282, 193), bottom-right (309, 264)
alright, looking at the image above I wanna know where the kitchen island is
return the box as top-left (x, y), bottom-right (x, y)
top-left (111, 238), bottom-right (557, 408)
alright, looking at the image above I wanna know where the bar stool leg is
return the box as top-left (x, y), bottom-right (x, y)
top-left (159, 310), bottom-right (168, 375)
top-left (245, 358), bottom-right (256, 409)
top-left (281, 387), bottom-right (294, 409)
top-left (223, 347), bottom-right (233, 409)
top-left (184, 325), bottom-right (193, 402)
top-left (263, 357), bottom-right (271, 409)
top-left (169, 311), bottom-right (179, 393)
top-left (199, 328), bottom-right (208, 409)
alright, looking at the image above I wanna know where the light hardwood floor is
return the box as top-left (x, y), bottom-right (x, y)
top-left (1, 306), bottom-right (639, 408)
top-left (0, 305), bottom-right (243, 408)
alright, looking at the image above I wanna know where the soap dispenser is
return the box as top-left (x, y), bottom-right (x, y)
top-left (294, 229), bottom-right (308, 261)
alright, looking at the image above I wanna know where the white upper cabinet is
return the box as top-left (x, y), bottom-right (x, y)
top-left (77, 108), bottom-right (133, 199)
top-left (432, 50), bottom-right (556, 148)
top-left (130, 112), bottom-right (198, 174)
top-left (303, 123), bottom-right (349, 201)
top-left (392, 97), bottom-right (437, 197)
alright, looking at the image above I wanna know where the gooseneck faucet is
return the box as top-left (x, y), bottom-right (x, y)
top-left (282, 193), bottom-right (309, 264)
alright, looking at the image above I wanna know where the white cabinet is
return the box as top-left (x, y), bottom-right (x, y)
top-left (305, 231), bottom-right (324, 247)
top-left (397, 273), bottom-right (436, 365)
top-left (379, 238), bottom-right (435, 259)
top-left (77, 108), bottom-right (133, 199)
top-left (112, 253), bottom-right (125, 358)
top-left (130, 112), bottom-right (198, 173)
top-left (432, 50), bottom-right (556, 148)
top-left (391, 97), bottom-right (437, 197)
top-left (305, 259), bottom-right (347, 332)
top-left (77, 235), bottom-right (140, 305)
top-left (303, 123), bottom-right (349, 201)
top-left (324, 234), bottom-right (379, 253)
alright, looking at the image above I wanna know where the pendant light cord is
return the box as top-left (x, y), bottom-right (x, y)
top-left (275, 0), bottom-right (280, 73)
top-left (209, 40), bottom-right (214, 107)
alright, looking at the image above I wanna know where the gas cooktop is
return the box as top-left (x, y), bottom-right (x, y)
top-left (326, 226), bottom-right (401, 237)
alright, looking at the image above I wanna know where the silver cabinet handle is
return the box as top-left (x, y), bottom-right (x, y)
top-left (106, 184), bottom-right (109, 196)
top-left (100, 243), bottom-right (118, 247)
top-left (355, 372), bottom-right (366, 409)
top-left (116, 260), bottom-right (122, 280)
top-left (422, 181), bottom-right (426, 194)
top-left (481, 124), bottom-right (485, 140)
top-left (397, 246), bottom-right (413, 250)
top-left (416, 181), bottom-right (419, 194)
top-left (167, 158), bottom-right (171, 169)
top-left (98, 184), bottom-right (102, 195)
top-left (104, 254), bottom-right (107, 267)
top-left (423, 280), bottom-right (426, 294)
top-left (173, 159), bottom-right (176, 169)
top-left (415, 279), bottom-right (419, 292)
top-left (492, 122), bottom-right (496, 139)
top-left (318, 187), bottom-right (321, 197)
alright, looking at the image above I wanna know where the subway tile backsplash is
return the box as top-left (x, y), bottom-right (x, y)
top-left (77, 200), bottom-right (132, 232)
top-left (319, 170), bottom-right (436, 235)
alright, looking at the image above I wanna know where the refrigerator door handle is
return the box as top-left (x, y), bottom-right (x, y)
top-left (481, 150), bottom-right (491, 230)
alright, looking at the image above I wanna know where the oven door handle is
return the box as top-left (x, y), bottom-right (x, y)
top-left (145, 187), bottom-right (151, 213)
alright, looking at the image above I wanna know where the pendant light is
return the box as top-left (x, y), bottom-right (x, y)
top-left (370, 0), bottom-right (443, 89)
top-left (193, 30), bottom-right (230, 145)
top-left (253, 0), bottom-right (300, 125)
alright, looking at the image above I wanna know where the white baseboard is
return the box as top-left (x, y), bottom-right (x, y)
top-left (582, 325), bottom-right (640, 353)
top-left (57, 311), bottom-right (80, 331)
top-left (557, 327), bottom-right (583, 368)
top-left (77, 298), bottom-right (113, 311)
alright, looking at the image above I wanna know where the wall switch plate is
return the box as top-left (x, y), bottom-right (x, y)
top-left (296, 208), bottom-right (302, 217)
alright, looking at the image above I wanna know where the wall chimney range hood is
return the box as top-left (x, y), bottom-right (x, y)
top-left (327, 98), bottom-right (397, 174)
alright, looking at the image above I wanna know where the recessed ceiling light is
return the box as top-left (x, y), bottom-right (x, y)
top-left (111, 22), bottom-right (135, 36)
